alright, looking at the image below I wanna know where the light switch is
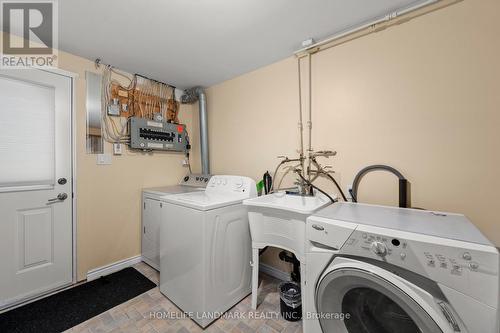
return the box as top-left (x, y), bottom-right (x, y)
top-left (97, 153), bottom-right (112, 165)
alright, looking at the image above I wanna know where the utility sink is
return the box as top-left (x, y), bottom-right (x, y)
top-left (243, 191), bottom-right (333, 261)
top-left (244, 191), bottom-right (333, 311)
top-left (243, 191), bottom-right (331, 215)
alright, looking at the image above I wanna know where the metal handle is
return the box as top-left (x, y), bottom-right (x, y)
top-left (312, 224), bottom-right (325, 231)
top-left (438, 302), bottom-right (461, 332)
top-left (48, 193), bottom-right (68, 203)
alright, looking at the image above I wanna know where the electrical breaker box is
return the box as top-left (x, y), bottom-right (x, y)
top-left (129, 117), bottom-right (189, 152)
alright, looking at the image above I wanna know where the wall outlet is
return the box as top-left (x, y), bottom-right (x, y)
top-left (97, 153), bottom-right (112, 165)
top-left (113, 143), bottom-right (123, 155)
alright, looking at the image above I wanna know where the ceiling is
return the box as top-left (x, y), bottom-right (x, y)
top-left (59, 0), bottom-right (427, 89)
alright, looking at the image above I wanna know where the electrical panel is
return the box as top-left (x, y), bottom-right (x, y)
top-left (129, 117), bottom-right (189, 152)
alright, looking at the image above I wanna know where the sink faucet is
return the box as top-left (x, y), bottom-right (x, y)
top-left (270, 155), bottom-right (305, 193)
top-left (293, 169), bottom-right (314, 196)
top-left (270, 149), bottom-right (344, 201)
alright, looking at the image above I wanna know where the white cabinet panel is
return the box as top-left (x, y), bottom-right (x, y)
top-left (142, 196), bottom-right (162, 269)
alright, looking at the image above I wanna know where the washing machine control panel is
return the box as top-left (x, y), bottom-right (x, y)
top-left (206, 175), bottom-right (257, 196)
top-left (179, 174), bottom-right (211, 187)
top-left (339, 227), bottom-right (499, 308)
top-left (343, 229), bottom-right (492, 275)
top-left (346, 232), bottom-right (404, 260)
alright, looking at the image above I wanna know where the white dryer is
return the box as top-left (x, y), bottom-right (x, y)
top-left (304, 202), bottom-right (499, 333)
top-left (141, 174), bottom-right (210, 269)
top-left (159, 175), bottom-right (257, 328)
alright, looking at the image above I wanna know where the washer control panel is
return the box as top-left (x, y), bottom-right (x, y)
top-left (339, 228), bottom-right (499, 308)
top-left (342, 229), bottom-right (496, 279)
top-left (179, 174), bottom-right (211, 187)
top-left (206, 175), bottom-right (257, 196)
top-left (350, 232), bottom-right (403, 259)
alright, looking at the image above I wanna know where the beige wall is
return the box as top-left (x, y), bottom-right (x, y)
top-left (57, 56), bottom-right (197, 281)
top-left (2, 0), bottom-right (498, 279)
top-left (2, 31), bottom-right (199, 281)
top-left (0, 33), bottom-right (198, 281)
top-left (205, 0), bottom-right (500, 271)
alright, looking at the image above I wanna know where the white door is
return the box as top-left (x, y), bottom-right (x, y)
top-left (0, 69), bottom-right (73, 310)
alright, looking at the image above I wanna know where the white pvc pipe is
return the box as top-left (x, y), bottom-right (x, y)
top-left (294, 0), bottom-right (440, 56)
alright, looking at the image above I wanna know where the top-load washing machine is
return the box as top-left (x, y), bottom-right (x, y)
top-left (159, 175), bottom-right (257, 328)
top-left (304, 202), bottom-right (499, 333)
top-left (141, 174), bottom-right (211, 269)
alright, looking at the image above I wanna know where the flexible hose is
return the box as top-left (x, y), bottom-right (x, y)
top-left (323, 172), bottom-right (348, 201)
top-left (350, 164), bottom-right (409, 208)
top-left (310, 158), bottom-right (348, 201)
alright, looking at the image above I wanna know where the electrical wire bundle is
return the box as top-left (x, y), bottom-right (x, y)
top-left (134, 75), bottom-right (174, 120)
top-left (101, 65), bottom-right (136, 143)
top-left (100, 65), bottom-right (176, 144)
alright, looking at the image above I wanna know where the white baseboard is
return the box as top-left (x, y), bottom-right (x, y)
top-left (259, 262), bottom-right (291, 281)
top-left (87, 255), bottom-right (143, 282)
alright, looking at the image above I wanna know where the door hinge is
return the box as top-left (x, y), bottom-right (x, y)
top-left (143, 226), bottom-right (146, 234)
top-left (144, 202), bottom-right (146, 210)
top-left (160, 203), bottom-right (163, 208)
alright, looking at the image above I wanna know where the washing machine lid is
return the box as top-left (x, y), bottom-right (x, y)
top-left (162, 191), bottom-right (246, 210)
top-left (143, 185), bottom-right (204, 197)
top-left (313, 202), bottom-right (492, 246)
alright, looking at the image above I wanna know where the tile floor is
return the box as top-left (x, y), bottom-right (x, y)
top-left (64, 262), bottom-right (302, 333)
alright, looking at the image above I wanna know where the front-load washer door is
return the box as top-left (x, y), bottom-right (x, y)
top-left (316, 267), bottom-right (444, 333)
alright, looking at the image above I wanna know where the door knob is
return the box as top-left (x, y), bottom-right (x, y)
top-left (58, 178), bottom-right (67, 185)
top-left (48, 193), bottom-right (68, 203)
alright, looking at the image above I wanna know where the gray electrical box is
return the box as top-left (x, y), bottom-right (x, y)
top-left (129, 117), bottom-right (189, 152)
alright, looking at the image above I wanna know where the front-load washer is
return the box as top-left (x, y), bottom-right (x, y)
top-left (304, 202), bottom-right (499, 333)
top-left (159, 175), bottom-right (257, 328)
top-left (141, 174), bottom-right (211, 269)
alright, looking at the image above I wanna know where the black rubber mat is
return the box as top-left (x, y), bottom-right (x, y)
top-left (0, 267), bottom-right (156, 333)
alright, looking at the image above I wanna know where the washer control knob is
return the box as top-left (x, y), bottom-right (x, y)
top-left (371, 241), bottom-right (388, 257)
top-left (469, 262), bottom-right (479, 271)
top-left (234, 179), bottom-right (243, 189)
top-left (463, 252), bottom-right (472, 261)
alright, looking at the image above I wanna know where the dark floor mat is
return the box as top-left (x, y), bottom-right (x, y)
top-left (0, 267), bottom-right (157, 333)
